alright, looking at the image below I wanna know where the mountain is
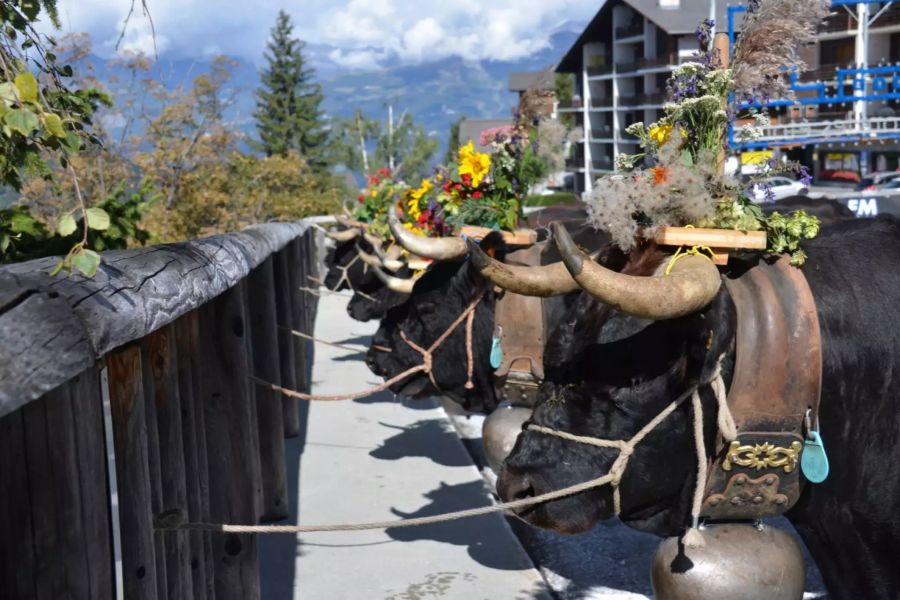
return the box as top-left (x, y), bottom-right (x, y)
top-left (82, 28), bottom-right (580, 168)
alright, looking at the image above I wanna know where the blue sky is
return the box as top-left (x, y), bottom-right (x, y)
top-left (52, 0), bottom-right (598, 69)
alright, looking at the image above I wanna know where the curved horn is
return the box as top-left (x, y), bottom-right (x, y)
top-left (371, 265), bottom-right (415, 294)
top-left (552, 223), bottom-right (721, 320)
top-left (327, 227), bottom-right (360, 242)
top-left (367, 236), bottom-right (405, 272)
top-left (337, 215), bottom-right (368, 229)
top-left (388, 205), bottom-right (467, 260)
top-left (466, 239), bottom-right (581, 297)
top-left (356, 247), bottom-right (384, 268)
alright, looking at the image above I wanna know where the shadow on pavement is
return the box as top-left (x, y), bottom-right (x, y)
top-left (352, 389), bottom-right (436, 410)
top-left (370, 420), bottom-right (473, 467)
top-left (386, 480), bottom-right (536, 572)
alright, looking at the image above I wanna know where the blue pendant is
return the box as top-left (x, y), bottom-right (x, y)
top-left (801, 431), bottom-right (829, 484)
top-left (490, 336), bottom-right (504, 369)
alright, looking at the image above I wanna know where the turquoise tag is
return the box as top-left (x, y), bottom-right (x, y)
top-left (490, 336), bottom-right (504, 369)
top-left (801, 431), bottom-right (829, 484)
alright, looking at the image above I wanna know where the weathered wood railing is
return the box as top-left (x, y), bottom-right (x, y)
top-left (0, 221), bottom-right (322, 600)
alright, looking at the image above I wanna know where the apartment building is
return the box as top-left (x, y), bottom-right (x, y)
top-left (558, 0), bottom-right (900, 192)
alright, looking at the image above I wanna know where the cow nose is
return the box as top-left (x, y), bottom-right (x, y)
top-left (496, 469), bottom-right (535, 503)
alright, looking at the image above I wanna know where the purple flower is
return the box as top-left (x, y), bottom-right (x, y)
top-left (748, 0), bottom-right (761, 13)
top-left (799, 165), bottom-right (813, 186)
top-left (762, 183), bottom-right (776, 203)
top-left (696, 18), bottom-right (715, 50)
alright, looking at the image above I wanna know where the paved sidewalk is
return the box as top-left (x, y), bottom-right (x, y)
top-left (259, 290), bottom-right (550, 600)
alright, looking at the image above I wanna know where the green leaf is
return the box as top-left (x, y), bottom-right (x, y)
top-left (0, 233), bottom-right (9, 253)
top-left (0, 82), bottom-right (18, 105)
top-left (71, 249), bottom-right (102, 277)
top-left (85, 207), bottom-right (110, 230)
top-left (5, 108), bottom-right (39, 136)
top-left (43, 113), bottom-right (65, 138)
top-left (14, 71), bottom-right (38, 104)
top-left (64, 131), bottom-right (81, 153)
top-left (20, 0), bottom-right (41, 20)
top-left (57, 213), bottom-right (77, 236)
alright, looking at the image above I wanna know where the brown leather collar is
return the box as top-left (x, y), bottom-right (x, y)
top-left (493, 244), bottom-right (546, 407)
top-left (701, 256), bottom-right (822, 519)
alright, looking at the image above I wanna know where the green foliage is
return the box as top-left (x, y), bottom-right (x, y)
top-left (253, 10), bottom-right (329, 172)
top-left (523, 192), bottom-right (579, 207)
top-left (764, 210), bottom-right (820, 266)
top-left (555, 73), bottom-right (574, 128)
top-left (1, 181), bottom-right (155, 273)
top-left (444, 115), bottom-right (464, 164)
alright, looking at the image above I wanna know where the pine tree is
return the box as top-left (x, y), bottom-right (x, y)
top-left (253, 11), bottom-right (328, 170)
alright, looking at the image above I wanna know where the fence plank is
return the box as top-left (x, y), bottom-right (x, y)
top-left (107, 345), bottom-right (158, 600)
top-left (198, 284), bottom-right (261, 600)
top-left (247, 257), bottom-right (289, 521)
top-left (273, 248), bottom-right (299, 437)
top-left (175, 312), bottom-right (215, 600)
top-left (70, 367), bottom-right (115, 600)
top-left (0, 407), bottom-right (36, 600)
top-left (144, 326), bottom-right (193, 599)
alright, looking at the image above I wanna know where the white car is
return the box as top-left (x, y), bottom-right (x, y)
top-left (746, 176), bottom-right (809, 202)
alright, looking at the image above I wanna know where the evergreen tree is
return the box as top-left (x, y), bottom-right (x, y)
top-left (444, 116), bottom-right (464, 164)
top-left (253, 11), bottom-right (328, 170)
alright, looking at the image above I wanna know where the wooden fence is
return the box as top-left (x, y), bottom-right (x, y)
top-left (0, 221), bottom-right (322, 600)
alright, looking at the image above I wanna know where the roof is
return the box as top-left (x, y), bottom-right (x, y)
top-left (508, 69), bottom-right (556, 93)
top-left (556, 0), bottom-right (736, 73)
top-left (457, 118), bottom-right (514, 153)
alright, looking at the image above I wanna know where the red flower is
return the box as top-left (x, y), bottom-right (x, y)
top-left (461, 173), bottom-right (473, 186)
top-left (472, 191), bottom-right (482, 200)
top-left (455, 183), bottom-right (463, 191)
top-left (357, 194), bottom-right (365, 203)
top-left (418, 209), bottom-right (431, 224)
top-left (443, 182), bottom-right (452, 193)
top-left (378, 167), bottom-right (392, 177)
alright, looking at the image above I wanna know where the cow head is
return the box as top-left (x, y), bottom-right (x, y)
top-left (347, 265), bottom-right (416, 321)
top-left (497, 227), bottom-right (735, 538)
top-left (323, 234), bottom-right (368, 291)
top-left (366, 233), bottom-right (508, 412)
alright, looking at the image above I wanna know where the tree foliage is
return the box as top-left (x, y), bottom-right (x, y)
top-left (253, 10), bottom-right (328, 171)
top-left (333, 106), bottom-right (437, 183)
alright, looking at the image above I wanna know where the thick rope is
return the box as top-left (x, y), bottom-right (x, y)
top-left (252, 294), bottom-right (484, 403)
top-left (284, 327), bottom-right (389, 354)
top-left (464, 308), bottom-right (475, 390)
top-left (683, 389), bottom-right (709, 548)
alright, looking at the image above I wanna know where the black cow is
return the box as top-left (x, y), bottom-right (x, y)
top-left (497, 216), bottom-right (900, 598)
top-left (323, 234), bottom-right (411, 322)
top-left (366, 220), bottom-right (616, 413)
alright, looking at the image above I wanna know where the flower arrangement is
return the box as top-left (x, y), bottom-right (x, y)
top-left (399, 91), bottom-right (573, 234)
top-left (351, 168), bottom-right (414, 239)
top-left (585, 0), bottom-right (829, 265)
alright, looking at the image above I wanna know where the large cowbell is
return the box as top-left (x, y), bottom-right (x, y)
top-left (651, 523), bottom-right (806, 600)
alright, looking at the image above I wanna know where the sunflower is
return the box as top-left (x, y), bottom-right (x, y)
top-left (457, 141), bottom-right (491, 188)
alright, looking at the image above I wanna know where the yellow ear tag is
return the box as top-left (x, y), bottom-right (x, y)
top-left (706, 330), bottom-right (714, 350)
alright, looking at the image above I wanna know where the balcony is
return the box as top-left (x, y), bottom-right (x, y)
top-left (637, 53), bottom-right (679, 70)
top-left (565, 156), bottom-right (585, 171)
top-left (591, 96), bottom-right (615, 109)
top-left (821, 12), bottom-right (855, 34)
top-left (587, 63), bottom-right (614, 77)
top-left (615, 61), bottom-right (640, 74)
top-left (635, 92), bottom-right (666, 106)
top-left (615, 20), bottom-right (644, 39)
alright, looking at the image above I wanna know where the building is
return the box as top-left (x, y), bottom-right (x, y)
top-left (558, 0), bottom-right (900, 192)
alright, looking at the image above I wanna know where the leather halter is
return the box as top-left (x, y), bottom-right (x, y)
top-left (701, 256), bottom-right (823, 519)
top-left (492, 244), bottom-right (546, 407)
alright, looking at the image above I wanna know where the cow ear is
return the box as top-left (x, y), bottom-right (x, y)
top-left (478, 231), bottom-right (508, 262)
top-left (686, 290), bottom-right (735, 384)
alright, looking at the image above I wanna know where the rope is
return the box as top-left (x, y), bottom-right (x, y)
top-left (252, 294), bottom-right (485, 403)
top-left (464, 308), bottom-right (475, 390)
top-left (683, 389), bottom-right (709, 548)
top-left (665, 244), bottom-right (717, 275)
top-left (284, 327), bottom-right (389, 354)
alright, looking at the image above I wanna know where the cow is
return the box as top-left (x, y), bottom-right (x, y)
top-left (494, 215), bottom-right (900, 598)
top-left (366, 212), bottom-right (617, 413)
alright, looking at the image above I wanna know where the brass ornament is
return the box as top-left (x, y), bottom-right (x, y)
top-left (722, 440), bottom-right (803, 473)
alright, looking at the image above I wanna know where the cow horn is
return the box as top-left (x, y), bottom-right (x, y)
top-left (371, 265), bottom-right (415, 294)
top-left (368, 236), bottom-right (405, 272)
top-left (327, 227), bottom-right (360, 242)
top-left (466, 239), bottom-right (581, 297)
top-left (337, 215), bottom-right (367, 229)
top-left (356, 247), bottom-right (383, 268)
top-left (388, 205), bottom-right (467, 260)
top-left (552, 223), bottom-right (721, 320)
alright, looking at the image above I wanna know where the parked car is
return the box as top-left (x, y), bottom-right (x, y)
top-left (856, 171), bottom-right (900, 191)
top-left (746, 176), bottom-right (809, 202)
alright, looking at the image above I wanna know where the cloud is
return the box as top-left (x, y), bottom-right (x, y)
top-left (51, 0), bottom-right (598, 68)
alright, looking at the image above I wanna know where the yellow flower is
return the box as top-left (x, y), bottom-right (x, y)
top-left (406, 178), bottom-right (432, 221)
top-left (370, 189), bottom-right (378, 197)
top-left (649, 123), bottom-right (673, 146)
top-left (403, 222), bottom-right (425, 236)
top-left (411, 178), bottom-right (433, 202)
top-left (457, 141), bottom-right (491, 187)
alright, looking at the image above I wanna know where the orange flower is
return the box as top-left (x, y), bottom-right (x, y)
top-left (651, 166), bottom-right (669, 186)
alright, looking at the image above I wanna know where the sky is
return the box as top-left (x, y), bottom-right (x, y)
top-left (52, 0), bottom-right (598, 70)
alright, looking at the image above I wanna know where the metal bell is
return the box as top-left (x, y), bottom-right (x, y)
top-left (651, 523), bottom-right (806, 600)
top-left (482, 401), bottom-right (532, 474)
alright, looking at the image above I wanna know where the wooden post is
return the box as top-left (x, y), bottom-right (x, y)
top-left (107, 345), bottom-right (159, 600)
top-left (241, 281), bottom-right (265, 519)
top-left (175, 312), bottom-right (213, 600)
top-left (288, 237), bottom-right (311, 399)
top-left (143, 326), bottom-right (192, 599)
top-left (0, 369), bottom-right (113, 600)
top-left (197, 284), bottom-right (261, 600)
top-left (247, 257), bottom-right (289, 521)
top-left (273, 247), bottom-right (299, 437)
